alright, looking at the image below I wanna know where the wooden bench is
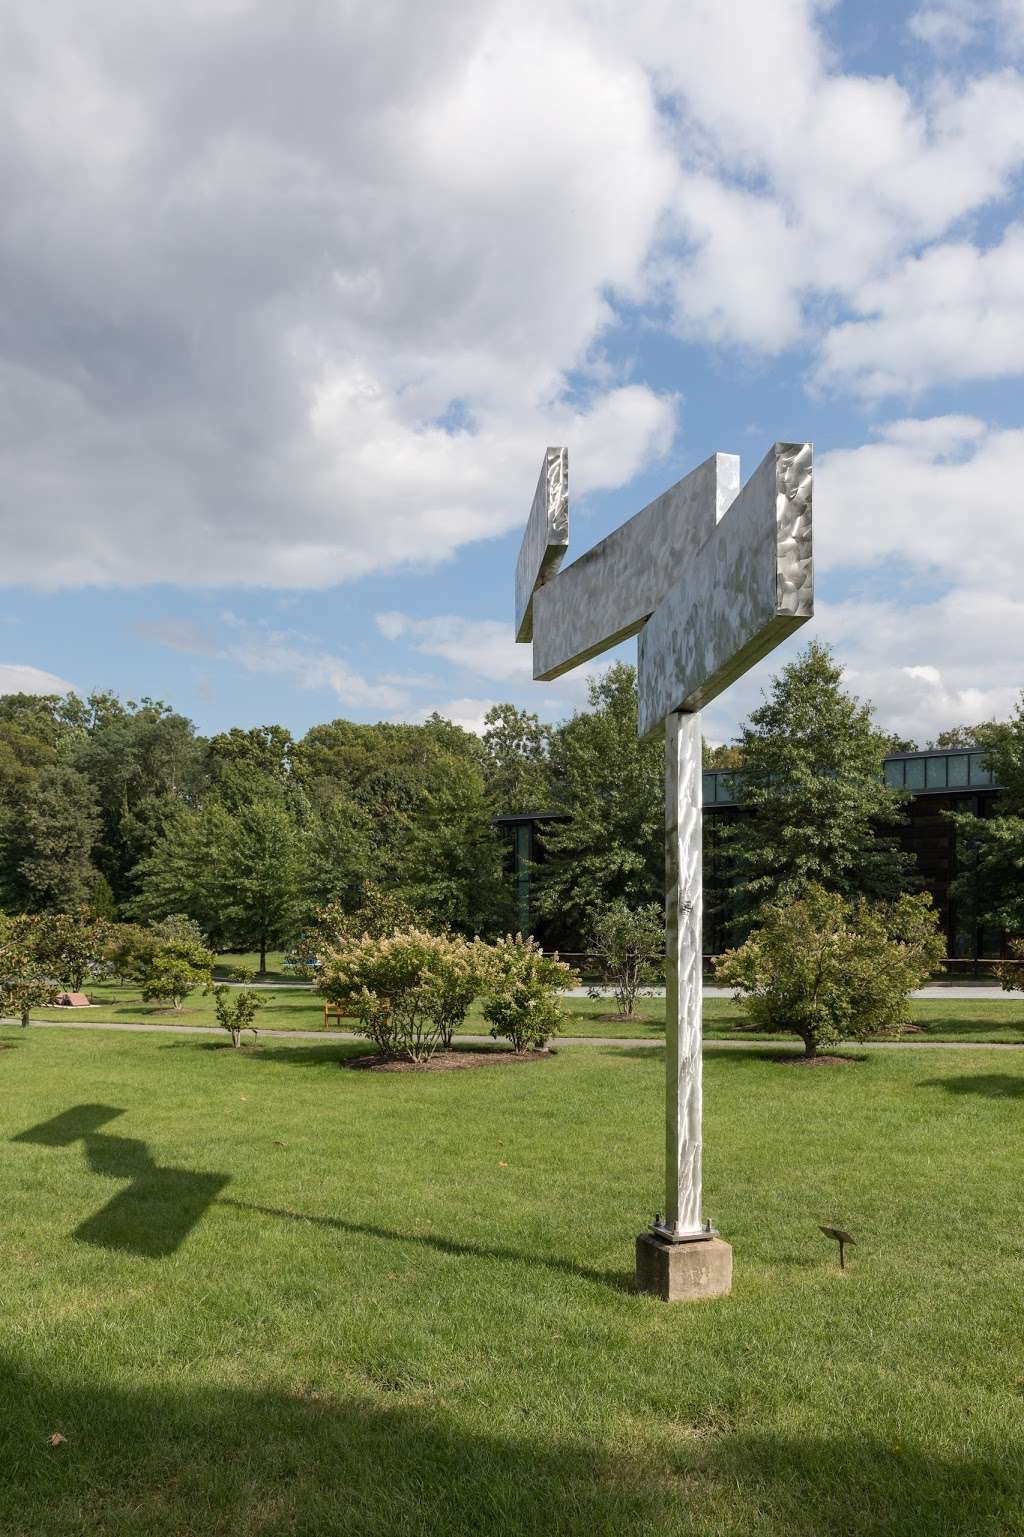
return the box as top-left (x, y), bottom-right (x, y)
top-left (323, 1003), bottom-right (346, 1031)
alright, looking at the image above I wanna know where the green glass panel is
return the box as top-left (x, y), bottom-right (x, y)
top-left (702, 773), bottom-right (716, 804)
top-left (926, 756), bottom-right (947, 789)
top-left (884, 761), bottom-right (904, 789)
top-left (969, 753), bottom-right (992, 786)
top-left (947, 754), bottom-right (969, 788)
top-left (904, 758), bottom-right (926, 790)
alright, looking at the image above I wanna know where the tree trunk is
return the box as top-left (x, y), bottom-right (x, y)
top-left (802, 1035), bottom-right (817, 1060)
top-left (259, 934), bottom-right (267, 978)
top-left (21, 1011), bottom-right (29, 1029)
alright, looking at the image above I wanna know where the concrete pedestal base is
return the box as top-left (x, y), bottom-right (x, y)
top-left (635, 1233), bottom-right (732, 1302)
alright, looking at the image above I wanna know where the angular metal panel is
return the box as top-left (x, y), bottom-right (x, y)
top-left (530, 452), bottom-right (740, 680)
top-left (636, 442), bottom-right (813, 737)
top-left (515, 446), bottom-right (569, 643)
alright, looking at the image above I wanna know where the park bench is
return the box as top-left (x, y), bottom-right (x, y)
top-left (323, 1003), bottom-right (346, 1030)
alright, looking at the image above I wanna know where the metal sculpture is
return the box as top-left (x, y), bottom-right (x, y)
top-left (515, 441), bottom-right (813, 1290)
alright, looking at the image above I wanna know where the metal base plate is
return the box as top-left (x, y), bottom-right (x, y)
top-left (649, 1221), bottom-right (719, 1245)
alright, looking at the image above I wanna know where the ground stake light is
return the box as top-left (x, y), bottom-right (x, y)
top-left (515, 442), bottom-right (814, 1300)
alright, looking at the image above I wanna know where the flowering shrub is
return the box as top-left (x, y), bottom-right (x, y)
top-left (318, 929), bottom-right (488, 1061)
top-left (480, 936), bottom-right (578, 1054)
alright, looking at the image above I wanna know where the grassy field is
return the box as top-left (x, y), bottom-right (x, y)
top-left (1, 1026), bottom-right (1022, 1535)
top-left (23, 980), bottom-right (1024, 1044)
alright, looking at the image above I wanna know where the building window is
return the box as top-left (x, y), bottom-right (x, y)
top-left (926, 756), bottom-right (947, 789)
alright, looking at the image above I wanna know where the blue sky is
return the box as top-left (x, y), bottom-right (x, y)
top-left (2, 0), bottom-right (1023, 746)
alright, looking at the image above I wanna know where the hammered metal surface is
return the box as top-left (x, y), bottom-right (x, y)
top-left (636, 442), bottom-right (813, 737)
top-left (664, 710), bottom-right (704, 1237)
top-left (776, 441), bottom-right (813, 616)
top-left (515, 447), bottom-right (569, 643)
top-left (530, 453), bottom-right (739, 679)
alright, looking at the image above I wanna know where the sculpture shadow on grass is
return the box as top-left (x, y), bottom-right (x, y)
top-left (1, 1356), bottom-right (1019, 1537)
top-left (919, 1073), bottom-right (1024, 1100)
top-left (11, 1104), bottom-right (230, 1258)
top-left (219, 1197), bottom-right (635, 1294)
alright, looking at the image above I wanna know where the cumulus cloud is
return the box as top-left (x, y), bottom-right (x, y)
top-left (0, 1), bottom-right (678, 590)
top-left (0, 663), bottom-right (77, 697)
top-left (375, 614), bottom-right (532, 684)
top-left (909, 1), bottom-right (1024, 53)
top-left (816, 225), bottom-right (1024, 396)
top-left (798, 418), bottom-right (1024, 740)
top-left (1, 0), bottom-right (1023, 597)
top-left (815, 417), bottom-right (1024, 592)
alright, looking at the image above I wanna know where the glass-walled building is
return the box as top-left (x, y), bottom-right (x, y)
top-left (703, 747), bottom-right (1005, 958)
top-left (497, 749), bottom-right (1006, 960)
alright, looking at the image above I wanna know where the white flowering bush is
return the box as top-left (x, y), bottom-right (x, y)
top-left (480, 936), bottom-right (578, 1054)
top-left (318, 929), bottom-right (489, 1062)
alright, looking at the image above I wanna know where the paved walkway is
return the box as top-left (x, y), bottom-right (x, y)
top-left (5, 1017), bottom-right (1024, 1051)
top-left (569, 985), bottom-right (1013, 1001)
top-left (225, 981), bottom-right (1014, 1001)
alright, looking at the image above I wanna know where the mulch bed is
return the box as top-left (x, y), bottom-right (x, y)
top-left (347, 1048), bottom-right (554, 1074)
top-left (777, 1053), bottom-right (861, 1067)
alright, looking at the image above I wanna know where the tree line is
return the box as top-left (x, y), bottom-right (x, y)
top-left (0, 644), bottom-right (1020, 959)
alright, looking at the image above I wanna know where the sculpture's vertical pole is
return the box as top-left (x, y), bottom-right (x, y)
top-left (662, 709), bottom-right (704, 1237)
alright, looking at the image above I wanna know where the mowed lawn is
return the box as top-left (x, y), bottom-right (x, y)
top-left (1, 1027), bottom-right (1023, 1536)
top-left (24, 979), bottom-right (1024, 1044)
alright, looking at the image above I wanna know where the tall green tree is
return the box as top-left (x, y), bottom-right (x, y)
top-left (948, 694), bottom-right (1024, 940)
top-left (481, 705), bottom-right (552, 814)
top-left (722, 642), bottom-right (917, 925)
top-left (11, 764), bottom-right (102, 912)
top-left (217, 800), bottom-right (305, 974)
top-left (535, 664), bottom-right (662, 947)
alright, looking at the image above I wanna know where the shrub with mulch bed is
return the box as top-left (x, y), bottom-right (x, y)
top-left (347, 1048), bottom-right (554, 1073)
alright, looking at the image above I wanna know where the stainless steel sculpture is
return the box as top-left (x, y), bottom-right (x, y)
top-left (515, 441), bottom-right (813, 1274)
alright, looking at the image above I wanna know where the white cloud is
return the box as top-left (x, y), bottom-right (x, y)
top-left (909, 1), bottom-right (1024, 52)
top-left (1, 0), bottom-right (1023, 597)
top-left (818, 589), bottom-right (1024, 742)
top-left (0, 663), bottom-right (77, 696)
top-left (141, 611), bottom-right (410, 711)
top-left (816, 225), bottom-right (1024, 396)
top-left (375, 614), bottom-right (532, 684)
top-left (0, 1), bottom-right (678, 591)
top-left (410, 697), bottom-right (498, 736)
top-left (816, 417), bottom-right (1024, 593)
top-left (909, 1), bottom-right (980, 48)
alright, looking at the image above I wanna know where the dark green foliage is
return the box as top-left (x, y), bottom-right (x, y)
top-left (948, 693), bottom-right (1024, 939)
top-left (721, 642), bottom-right (917, 925)
top-left (0, 913), bottom-right (61, 1024)
top-left (482, 704), bottom-right (552, 813)
top-left (8, 764), bottom-right (101, 912)
top-left (535, 664), bottom-right (662, 947)
top-left (25, 912), bottom-right (111, 991)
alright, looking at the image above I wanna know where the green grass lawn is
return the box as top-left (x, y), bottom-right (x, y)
top-left (25, 981), bottom-right (1024, 1045)
top-left (1, 1027), bottom-right (1022, 1535)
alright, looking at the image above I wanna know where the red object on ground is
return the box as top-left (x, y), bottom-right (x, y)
top-left (55, 992), bottom-right (90, 1007)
